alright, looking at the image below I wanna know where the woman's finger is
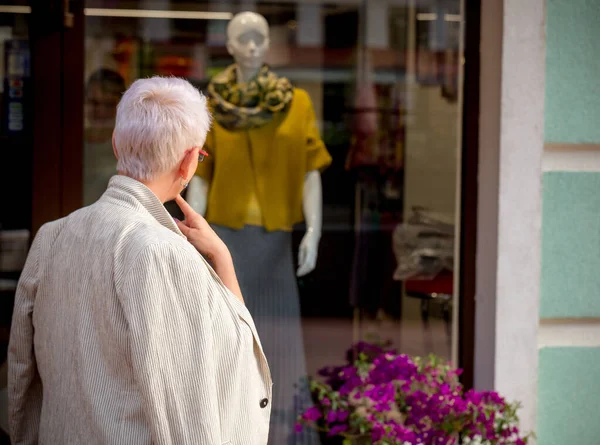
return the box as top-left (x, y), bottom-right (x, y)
top-left (174, 218), bottom-right (191, 236)
top-left (175, 194), bottom-right (196, 218)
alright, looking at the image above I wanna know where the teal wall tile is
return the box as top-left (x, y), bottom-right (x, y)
top-left (541, 172), bottom-right (600, 318)
top-left (538, 347), bottom-right (600, 445)
top-left (545, 0), bottom-right (600, 143)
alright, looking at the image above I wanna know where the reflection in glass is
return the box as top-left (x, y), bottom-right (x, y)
top-left (192, 11), bottom-right (328, 445)
top-left (83, 68), bottom-right (124, 205)
top-left (0, 6), bottom-right (31, 440)
top-left (83, 1), bottom-right (464, 443)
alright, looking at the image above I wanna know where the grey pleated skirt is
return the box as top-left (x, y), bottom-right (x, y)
top-left (213, 224), bottom-right (320, 445)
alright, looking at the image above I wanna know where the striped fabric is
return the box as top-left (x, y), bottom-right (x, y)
top-left (213, 225), bottom-right (320, 445)
top-left (8, 175), bottom-right (272, 445)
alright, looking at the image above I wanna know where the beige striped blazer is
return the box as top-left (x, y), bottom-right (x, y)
top-left (8, 175), bottom-right (272, 445)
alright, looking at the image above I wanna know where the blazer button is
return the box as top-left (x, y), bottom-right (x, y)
top-left (260, 398), bottom-right (269, 409)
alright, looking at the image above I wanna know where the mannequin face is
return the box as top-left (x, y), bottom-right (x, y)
top-left (226, 12), bottom-right (270, 74)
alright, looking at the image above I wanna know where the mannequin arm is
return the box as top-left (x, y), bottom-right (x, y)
top-left (297, 170), bottom-right (323, 277)
top-left (187, 175), bottom-right (210, 216)
top-left (189, 171), bottom-right (321, 276)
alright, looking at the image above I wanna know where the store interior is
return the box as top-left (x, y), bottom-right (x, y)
top-left (0, 0), bottom-right (464, 440)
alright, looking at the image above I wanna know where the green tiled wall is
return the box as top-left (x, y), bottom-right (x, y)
top-left (538, 347), bottom-right (600, 445)
top-left (541, 172), bottom-right (600, 318)
top-left (545, 0), bottom-right (600, 143)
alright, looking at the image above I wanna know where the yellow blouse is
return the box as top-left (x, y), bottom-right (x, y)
top-left (196, 88), bottom-right (332, 232)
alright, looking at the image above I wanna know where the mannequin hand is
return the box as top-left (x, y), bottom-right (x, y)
top-left (297, 229), bottom-right (320, 277)
top-left (187, 176), bottom-right (210, 216)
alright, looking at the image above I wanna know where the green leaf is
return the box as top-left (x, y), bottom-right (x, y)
top-left (342, 440), bottom-right (352, 445)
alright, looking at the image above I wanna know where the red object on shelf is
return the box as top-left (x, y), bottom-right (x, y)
top-left (155, 56), bottom-right (198, 77)
top-left (405, 270), bottom-right (453, 295)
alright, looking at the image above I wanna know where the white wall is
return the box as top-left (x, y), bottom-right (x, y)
top-left (475, 0), bottom-right (545, 435)
top-left (473, 0), bottom-right (503, 393)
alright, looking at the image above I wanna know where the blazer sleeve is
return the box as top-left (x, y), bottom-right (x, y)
top-left (8, 229), bottom-right (43, 445)
top-left (119, 242), bottom-right (222, 444)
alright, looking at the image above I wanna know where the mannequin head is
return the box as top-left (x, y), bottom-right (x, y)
top-left (226, 11), bottom-right (270, 82)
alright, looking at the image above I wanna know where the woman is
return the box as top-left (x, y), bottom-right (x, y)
top-left (8, 77), bottom-right (272, 445)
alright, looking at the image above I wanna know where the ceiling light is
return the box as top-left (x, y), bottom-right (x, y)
top-left (0, 6), bottom-right (31, 14)
top-left (445, 14), bottom-right (461, 22)
top-left (416, 13), bottom-right (437, 21)
top-left (417, 13), bottom-right (462, 22)
top-left (84, 8), bottom-right (233, 20)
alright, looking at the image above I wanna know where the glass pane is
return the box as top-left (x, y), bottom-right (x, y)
top-left (83, 1), bottom-right (464, 443)
top-left (0, 1), bottom-right (31, 438)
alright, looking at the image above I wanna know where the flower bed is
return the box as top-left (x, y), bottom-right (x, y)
top-left (296, 341), bottom-right (531, 445)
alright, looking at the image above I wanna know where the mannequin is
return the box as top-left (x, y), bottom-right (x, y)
top-left (188, 11), bottom-right (323, 277)
top-left (187, 11), bottom-right (330, 445)
top-left (188, 171), bottom-right (322, 276)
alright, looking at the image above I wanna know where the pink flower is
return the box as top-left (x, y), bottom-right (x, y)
top-left (328, 424), bottom-right (348, 436)
top-left (302, 406), bottom-right (322, 422)
top-left (296, 341), bottom-right (529, 444)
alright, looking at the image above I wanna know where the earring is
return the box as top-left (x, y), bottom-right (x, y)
top-left (180, 176), bottom-right (188, 189)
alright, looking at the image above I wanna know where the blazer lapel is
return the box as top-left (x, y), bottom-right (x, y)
top-left (104, 175), bottom-right (272, 382)
top-left (197, 251), bottom-right (270, 364)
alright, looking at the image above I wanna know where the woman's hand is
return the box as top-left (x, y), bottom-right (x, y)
top-left (174, 195), bottom-right (243, 302)
top-left (174, 195), bottom-right (228, 263)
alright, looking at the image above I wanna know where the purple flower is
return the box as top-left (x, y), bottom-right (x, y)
top-left (369, 353), bottom-right (419, 385)
top-left (439, 383), bottom-right (452, 395)
top-left (371, 422), bottom-right (386, 442)
top-left (374, 402), bottom-right (392, 412)
top-left (364, 383), bottom-right (396, 405)
top-left (328, 424), bottom-right (348, 436)
top-left (482, 391), bottom-right (505, 405)
top-left (337, 410), bottom-right (349, 422)
top-left (297, 341), bottom-right (528, 444)
top-left (339, 368), bottom-right (364, 395)
top-left (346, 341), bottom-right (396, 363)
top-left (326, 409), bottom-right (350, 424)
top-left (388, 422), bottom-right (416, 440)
top-left (302, 406), bottom-right (322, 422)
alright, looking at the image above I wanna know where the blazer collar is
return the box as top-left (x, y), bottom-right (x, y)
top-left (102, 176), bottom-right (271, 380)
top-left (102, 175), bottom-right (185, 239)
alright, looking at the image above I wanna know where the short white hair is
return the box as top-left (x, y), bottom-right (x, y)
top-left (113, 76), bottom-right (211, 181)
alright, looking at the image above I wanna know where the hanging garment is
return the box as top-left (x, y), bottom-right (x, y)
top-left (196, 88), bottom-right (331, 232)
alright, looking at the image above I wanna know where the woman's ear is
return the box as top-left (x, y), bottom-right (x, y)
top-left (179, 148), bottom-right (197, 181)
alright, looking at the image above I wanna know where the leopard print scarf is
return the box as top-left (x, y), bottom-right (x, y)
top-left (208, 64), bottom-right (294, 131)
